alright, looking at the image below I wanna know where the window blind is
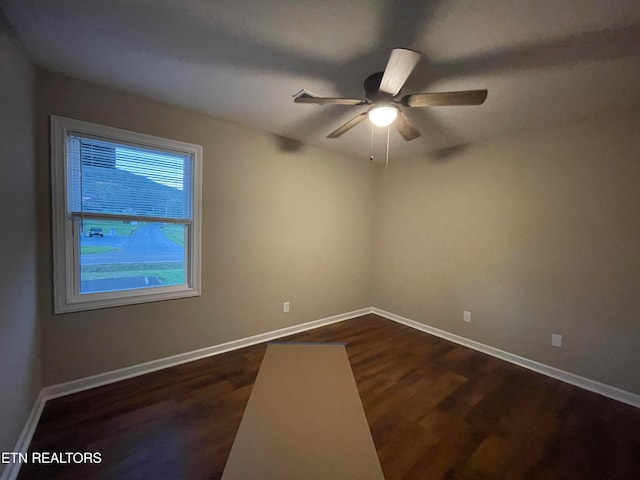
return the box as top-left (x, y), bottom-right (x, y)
top-left (66, 134), bottom-right (193, 220)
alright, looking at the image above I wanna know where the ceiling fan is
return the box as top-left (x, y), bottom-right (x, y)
top-left (294, 48), bottom-right (488, 141)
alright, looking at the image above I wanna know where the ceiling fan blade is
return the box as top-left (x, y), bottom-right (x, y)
top-left (327, 112), bottom-right (368, 138)
top-left (379, 48), bottom-right (422, 96)
top-left (401, 89), bottom-right (488, 107)
top-left (395, 110), bottom-right (421, 141)
top-left (294, 94), bottom-right (367, 105)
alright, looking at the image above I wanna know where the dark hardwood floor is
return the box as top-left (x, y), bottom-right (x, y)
top-left (19, 314), bottom-right (640, 479)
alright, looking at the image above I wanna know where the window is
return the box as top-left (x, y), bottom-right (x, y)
top-left (51, 116), bottom-right (202, 313)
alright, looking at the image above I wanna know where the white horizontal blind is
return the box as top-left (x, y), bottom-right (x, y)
top-left (66, 134), bottom-right (193, 220)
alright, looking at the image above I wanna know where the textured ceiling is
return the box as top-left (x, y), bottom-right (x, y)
top-left (2, 0), bottom-right (640, 159)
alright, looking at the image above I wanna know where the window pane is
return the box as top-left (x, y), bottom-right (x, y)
top-left (79, 219), bottom-right (186, 294)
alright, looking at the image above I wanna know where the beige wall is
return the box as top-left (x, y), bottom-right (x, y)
top-left (36, 70), bottom-right (375, 385)
top-left (0, 16), bottom-right (41, 469)
top-left (372, 112), bottom-right (640, 394)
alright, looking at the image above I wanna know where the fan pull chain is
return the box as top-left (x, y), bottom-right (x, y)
top-left (369, 122), bottom-right (375, 161)
top-left (385, 125), bottom-right (390, 168)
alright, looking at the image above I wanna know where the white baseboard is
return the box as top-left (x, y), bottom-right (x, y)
top-left (0, 390), bottom-right (47, 480)
top-left (372, 307), bottom-right (640, 408)
top-left (44, 307), bottom-right (372, 400)
top-left (47, 305), bottom-right (637, 407)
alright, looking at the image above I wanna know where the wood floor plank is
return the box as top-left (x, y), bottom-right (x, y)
top-left (18, 314), bottom-right (640, 480)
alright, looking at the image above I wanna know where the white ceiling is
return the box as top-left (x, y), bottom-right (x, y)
top-left (3, 0), bottom-right (640, 159)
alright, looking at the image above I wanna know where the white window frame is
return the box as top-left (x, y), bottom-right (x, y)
top-left (51, 116), bottom-right (202, 313)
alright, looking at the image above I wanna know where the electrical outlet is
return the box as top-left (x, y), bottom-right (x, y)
top-left (551, 334), bottom-right (563, 347)
top-left (464, 311), bottom-right (471, 323)
top-left (283, 301), bottom-right (290, 313)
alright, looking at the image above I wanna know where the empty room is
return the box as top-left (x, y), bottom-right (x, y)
top-left (1, 1), bottom-right (639, 479)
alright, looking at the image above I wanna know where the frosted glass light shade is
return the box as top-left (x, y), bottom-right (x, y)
top-left (368, 105), bottom-right (398, 127)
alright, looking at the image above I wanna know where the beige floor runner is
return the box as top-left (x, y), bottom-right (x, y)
top-left (221, 343), bottom-right (385, 480)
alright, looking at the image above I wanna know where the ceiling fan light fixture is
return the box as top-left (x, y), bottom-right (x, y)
top-left (368, 105), bottom-right (398, 127)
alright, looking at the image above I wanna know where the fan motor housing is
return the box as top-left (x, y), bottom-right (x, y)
top-left (364, 72), bottom-right (395, 103)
